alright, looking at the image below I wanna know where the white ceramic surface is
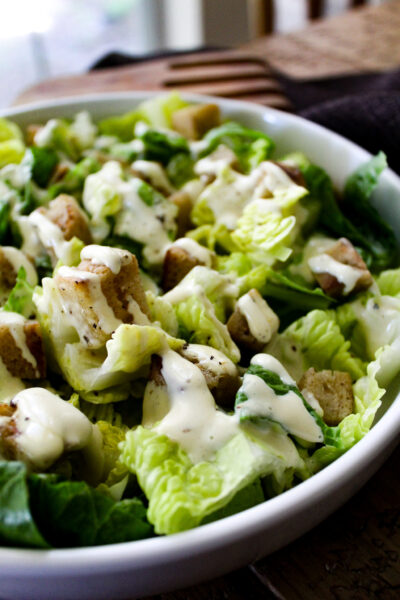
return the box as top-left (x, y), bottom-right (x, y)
top-left (0, 93), bottom-right (399, 600)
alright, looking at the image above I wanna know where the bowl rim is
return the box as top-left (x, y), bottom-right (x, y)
top-left (0, 92), bottom-right (399, 574)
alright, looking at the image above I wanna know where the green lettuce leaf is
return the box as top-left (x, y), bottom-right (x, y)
top-left (0, 139), bottom-right (25, 168)
top-left (0, 462), bottom-right (48, 548)
top-left (120, 425), bottom-right (300, 535)
top-left (48, 156), bottom-right (101, 199)
top-left (166, 152), bottom-right (194, 188)
top-left (376, 268), bottom-right (400, 297)
top-left (235, 363), bottom-right (340, 448)
top-left (28, 471), bottom-right (152, 547)
top-left (29, 147), bottom-right (59, 188)
top-left (267, 309), bottom-right (366, 382)
top-left (199, 122), bottom-right (274, 172)
top-left (3, 266), bottom-right (36, 318)
top-left (139, 129), bottom-right (189, 166)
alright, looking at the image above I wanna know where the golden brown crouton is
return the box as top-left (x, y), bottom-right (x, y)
top-left (227, 289), bottom-right (279, 354)
top-left (228, 308), bottom-right (264, 354)
top-left (273, 161), bottom-right (306, 187)
top-left (311, 237), bottom-right (373, 298)
top-left (170, 191), bottom-right (193, 238)
top-left (55, 249), bottom-right (150, 347)
top-left (49, 163), bottom-right (69, 185)
top-left (0, 320), bottom-right (46, 379)
top-left (0, 249), bottom-right (17, 292)
top-left (162, 246), bottom-right (200, 292)
top-left (179, 344), bottom-right (241, 409)
top-left (172, 104), bottom-right (221, 140)
top-left (298, 367), bottom-right (354, 426)
top-left (0, 404), bottom-right (18, 460)
top-left (40, 194), bottom-right (93, 245)
top-left (78, 254), bottom-right (150, 321)
top-left (25, 124), bottom-right (42, 146)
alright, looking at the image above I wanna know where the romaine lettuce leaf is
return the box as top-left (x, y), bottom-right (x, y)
top-left (267, 309), bottom-right (366, 382)
top-left (3, 266), bottom-right (36, 318)
top-left (120, 425), bottom-right (301, 535)
top-left (199, 122), bottom-right (274, 172)
top-left (0, 461), bottom-right (48, 548)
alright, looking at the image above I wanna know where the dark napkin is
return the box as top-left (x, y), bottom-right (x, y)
top-left (90, 52), bottom-right (400, 174)
top-left (278, 69), bottom-right (400, 175)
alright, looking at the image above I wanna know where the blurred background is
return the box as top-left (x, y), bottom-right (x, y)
top-left (0, 0), bottom-right (388, 107)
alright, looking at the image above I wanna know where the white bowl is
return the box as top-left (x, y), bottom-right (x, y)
top-left (1, 93), bottom-right (399, 600)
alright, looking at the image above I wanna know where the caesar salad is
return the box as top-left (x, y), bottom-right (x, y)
top-left (0, 93), bottom-right (399, 549)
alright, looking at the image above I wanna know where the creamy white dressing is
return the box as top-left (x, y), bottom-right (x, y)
top-left (70, 111), bottom-right (97, 149)
top-left (180, 343), bottom-right (238, 378)
top-left (237, 291), bottom-right (279, 344)
top-left (0, 246), bottom-right (38, 286)
top-left (56, 266), bottom-right (122, 345)
top-left (308, 253), bottom-right (365, 294)
top-left (8, 387), bottom-right (101, 471)
top-left (155, 350), bottom-right (239, 463)
top-left (28, 210), bottom-right (74, 265)
top-left (197, 160), bottom-right (305, 231)
top-left (0, 311), bottom-right (38, 371)
top-left (172, 238), bottom-right (213, 267)
top-left (80, 244), bottom-right (131, 274)
top-left (132, 160), bottom-right (174, 194)
top-left (34, 119), bottom-right (59, 147)
top-left (351, 295), bottom-right (400, 358)
top-left (251, 353), bottom-right (295, 385)
top-left (181, 178), bottom-right (206, 203)
top-left (17, 216), bottom-right (44, 259)
top-left (239, 373), bottom-right (323, 443)
top-left (199, 167), bottom-right (253, 230)
top-left (290, 235), bottom-right (336, 283)
top-left (249, 161), bottom-right (298, 200)
top-left (110, 172), bottom-right (176, 265)
top-left (194, 145), bottom-right (237, 177)
top-left (242, 420), bottom-right (305, 468)
top-left (301, 389), bottom-right (324, 417)
top-left (0, 355), bottom-right (25, 402)
top-left (163, 265), bottom-right (238, 305)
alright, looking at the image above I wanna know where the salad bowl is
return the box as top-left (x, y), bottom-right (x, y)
top-left (0, 92), bottom-right (399, 600)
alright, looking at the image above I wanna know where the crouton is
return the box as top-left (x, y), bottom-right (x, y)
top-left (49, 163), bottom-right (69, 184)
top-left (0, 319), bottom-right (46, 379)
top-left (298, 367), bottom-right (354, 426)
top-left (25, 124), bottom-right (42, 146)
top-left (0, 248), bottom-right (18, 294)
top-left (310, 237), bottom-right (373, 298)
top-left (0, 404), bottom-right (17, 460)
top-left (172, 104), bottom-right (221, 140)
top-left (170, 190), bottom-right (193, 238)
top-left (55, 248), bottom-right (150, 348)
top-left (180, 343), bottom-right (241, 409)
top-left (227, 289), bottom-right (279, 353)
top-left (162, 246), bottom-right (200, 292)
top-left (40, 194), bottom-right (93, 245)
top-left (273, 161), bottom-right (306, 187)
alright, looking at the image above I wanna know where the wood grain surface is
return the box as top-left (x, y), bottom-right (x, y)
top-left (142, 445), bottom-right (400, 600)
top-left (243, 0), bottom-right (400, 79)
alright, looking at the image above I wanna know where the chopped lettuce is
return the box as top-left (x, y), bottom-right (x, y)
top-left (199, 122), bottom-right (274, 172)
top-left (0, 461), bottom-right (151, 548)
top-left (3, 266), bottom-right (36, 318)
top-left (120, 425), bottom-right (302, 535)
top-left (267, 309), bottom-right (366, 382)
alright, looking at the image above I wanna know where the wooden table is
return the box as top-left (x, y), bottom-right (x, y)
top-left (13, 2), bottom-right (400, 598)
